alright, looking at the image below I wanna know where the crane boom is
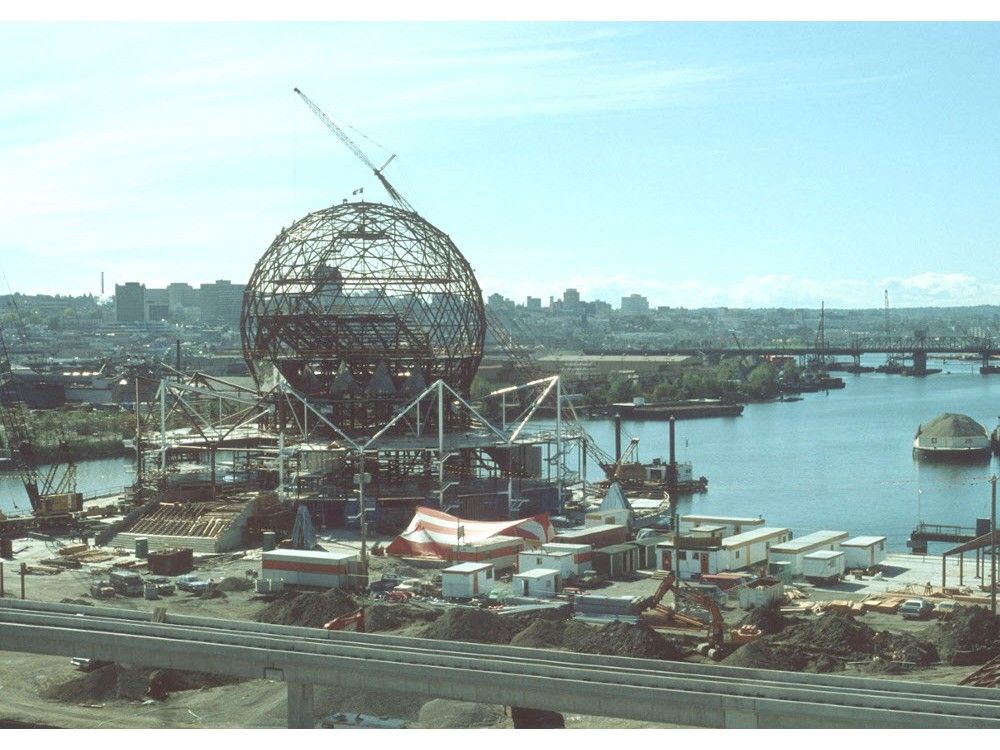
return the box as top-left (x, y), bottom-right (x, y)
top-left (293, 87), bottom-right (416, 214)
top-left (0, 321), bottom-right (41, 511)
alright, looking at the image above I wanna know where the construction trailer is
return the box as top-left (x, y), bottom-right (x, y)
top-left (519, 545), bottom-right (593, 579)
top-left (449, 535), bottom-right (525, 572)
top-left (261, 548), bottom-right (359, 589)
top-left (767, 530), bottom-right (850, 575)
top-left (679, 515), bottom-right (765, 537)
top-left (593, 542), bottom-right (641, 578)
top-left (552, 523), bottom-right (628, 549)
top-left (737, 577), bottom-right (784, 610)
top-left (441, 562), bottom-right (495, 598)
top-left (802, 550), bottom-right (846, 583)
top-left (512, 567), bottom-right (561, 597)
top-left (840, 535), bottom-right (887, 569)
top-left (656, 527), bottom-right (791, 580)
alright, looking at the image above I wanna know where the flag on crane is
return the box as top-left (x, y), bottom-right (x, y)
top-left (352, 187), bottom-right (364, 195)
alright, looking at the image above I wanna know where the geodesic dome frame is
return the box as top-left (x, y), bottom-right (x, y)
top-left (240, 201), bottom-right (486, 401)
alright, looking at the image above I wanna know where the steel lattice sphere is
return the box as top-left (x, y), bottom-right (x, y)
top-left (241, 201), bottom-right (486, 400)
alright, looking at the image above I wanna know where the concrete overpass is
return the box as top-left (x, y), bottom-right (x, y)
top-left (2, 599), bottom-right (999, 729)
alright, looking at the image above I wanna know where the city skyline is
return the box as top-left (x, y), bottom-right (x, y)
top-left (3, 23), bottom-right (1000, 308)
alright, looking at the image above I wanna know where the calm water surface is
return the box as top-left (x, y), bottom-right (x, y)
top-left (575, 356), bottom-right (1000, 551)
top-left (4, 357), bottom-right (999, 551)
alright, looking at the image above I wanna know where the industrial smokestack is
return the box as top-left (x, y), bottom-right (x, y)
top-left (100, 271), bottom-right (104, 296)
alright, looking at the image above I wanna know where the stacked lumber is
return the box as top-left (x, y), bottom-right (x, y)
top-left (820, 600), bottom-right (865, 616)
top-left (861, 596), bottom-right (905, 614)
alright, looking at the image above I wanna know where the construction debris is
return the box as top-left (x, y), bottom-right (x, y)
top-left (255, 588), bottom-right (361, 628)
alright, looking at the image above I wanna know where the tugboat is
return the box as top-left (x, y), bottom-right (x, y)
top-left (913, 413), bottom-right (992, 462)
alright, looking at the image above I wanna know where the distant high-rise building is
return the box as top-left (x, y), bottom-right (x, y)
top-left (487, 292), bottom-right (506, 308)
top-left (563, 288), bottom-right (581, 310)
top-left (115, 282), bottom-right (146, 323)
top-left (167, 282), bottom-right (199, 314)
top-left (526, 296), bottom-right (542, 310)
top-left (620, 293), bottom-right (650, 316)
top-left (145, 288), bottom-right (169, 322)
top-left (200, 280), bottom-right (245, 326)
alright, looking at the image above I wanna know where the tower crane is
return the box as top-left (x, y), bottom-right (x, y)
top-left (293, 87), bottom-right (416, 214)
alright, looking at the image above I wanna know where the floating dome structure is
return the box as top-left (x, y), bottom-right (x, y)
top-left (241, 201), bottom-right (486, 407)
top-left (913, 413), bottom-right (991, 461)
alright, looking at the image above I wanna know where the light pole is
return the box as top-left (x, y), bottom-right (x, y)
top-left (991, 475), bottom-right (997, 618)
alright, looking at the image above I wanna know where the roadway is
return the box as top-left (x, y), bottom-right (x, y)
top-left (2, 599), bottom-right (1000, 729)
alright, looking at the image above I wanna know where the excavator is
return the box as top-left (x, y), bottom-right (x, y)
top-left (638, 572), bottom-right (760, 658)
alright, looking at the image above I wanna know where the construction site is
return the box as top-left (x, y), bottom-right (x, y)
top-left (3, 88), bottom-right (1000, 730)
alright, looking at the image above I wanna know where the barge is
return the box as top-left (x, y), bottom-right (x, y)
top-left (913, 413), bottom-right (992, 462)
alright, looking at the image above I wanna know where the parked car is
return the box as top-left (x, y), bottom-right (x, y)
top-left (146, 576), bottom-right (176, 596)
top-left (933, 600), bottom-right (959, 620)
top-left (176, 574), bottom-right (211, 593)
top-left (899, 598), bottom-right (935, 620)
top-left (319, 712), bottom-right (408, 729)
top-left (108, 570), bottom-right (144, 597)
top-left (70, 657), bottom-right (113, 672)
top-left (369, 577), bottom-right (401, 594)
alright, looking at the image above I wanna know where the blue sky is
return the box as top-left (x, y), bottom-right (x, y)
top-left (2, 22), bottom-right (999, 308)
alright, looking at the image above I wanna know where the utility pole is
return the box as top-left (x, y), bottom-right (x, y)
top-left (356, 454), bottom-right (369, 581)
top-left (991, 475), bottom-right (997, 617)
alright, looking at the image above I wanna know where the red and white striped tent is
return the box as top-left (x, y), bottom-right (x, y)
top-left (385, 506), bottom-right (553, 559)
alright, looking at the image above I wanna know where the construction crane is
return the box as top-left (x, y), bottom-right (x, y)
top-left (0, 319), bottom-right (77, 520)
top-left (293, 87), bottom-right (416, 214)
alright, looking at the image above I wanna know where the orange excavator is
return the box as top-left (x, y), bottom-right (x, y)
top-left (323, 609), bottom-right (365, 633)
top-left (639, 572), bottom-right (759, 656)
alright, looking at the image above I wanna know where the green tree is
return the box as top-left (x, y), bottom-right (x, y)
top-left (746, 363), bottom-right (778, 399)
top-left (607, 373), bottom-right (634, 403)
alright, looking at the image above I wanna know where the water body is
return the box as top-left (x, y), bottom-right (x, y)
top-left (3, 356), bottom-right (999, 551)
top-left (0, 457), bottom-right (134, 517)
top-left (573, 355), bottom-right (1000, 551)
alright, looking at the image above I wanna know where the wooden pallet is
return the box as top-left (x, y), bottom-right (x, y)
top-left (960, 653), bottom-right (1000, 687)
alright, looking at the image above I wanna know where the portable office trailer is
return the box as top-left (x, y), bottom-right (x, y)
top-left (593, 542), bottom-right (641, 578)
top-left (802, 550), bottom-right (846, 583)
top-left (768, 530), bottom-right (850, 575)
top-left (519, 548), bottom-right (587, 579)
top-left (512, 567), bottom-right (560, 598)
top-left (840, 536), bottom-right (887, 569)
top-left (261, 549), bottom-right (358, 589)
top-left (656, 527), bottom-right (790, 580)
top-left (540, 543), bottom-right (594, 575)
top-left (679, 515), bottom-right (764, 537)
top-left (450, 535), bottom-right (524, 572)
top-left (552, 524), bottom-right (628, 549)
top-left (441, 562), bottom-right (495, 598)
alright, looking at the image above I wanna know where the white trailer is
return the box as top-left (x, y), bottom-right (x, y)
top-left (840, 536), bottom-right (887, 569)
top-left (261, 549), bottom-right (358, 589)
top-left (441, 562), bottom-right (495, 599)
top-left (802, 550), bottom-right (846, 583)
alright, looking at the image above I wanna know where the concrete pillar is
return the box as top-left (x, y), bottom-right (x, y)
top-left (286, 682), bottom-right (315, 728)
top-left (912, 350), bottom-right (927, 376)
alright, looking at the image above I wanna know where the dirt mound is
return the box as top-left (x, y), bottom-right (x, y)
top-left (739, 604), bottom-right (796, 635)
top-left (43, 664), bottom-right (244, 703)
top-left (199, 587), bottom-right (227, 600)
top-left (215, 576), bottom-right (253, 592)
top-left (510, 619), bottom-right (568, 649)
top-left (725, 613), bottom-right (938, 673)
top-left (562, 620), bottom-right (682, 660)
top-left (933, 605), bottom-right (1000, 664)
top-left (365, 603), bottom-right (440, 633)
top-left (419, 607), bottom-right (522, 645)
top-left (774, 613), bottom-right (875, 657)
top-left (256, 589), bottom-right (361, 628)
top-left (59, 598), bottom-right (92, 606)
top-left (417, 699), bottom-right (508, 728)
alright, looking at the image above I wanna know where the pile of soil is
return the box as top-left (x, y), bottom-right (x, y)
top-left (43, 664), bottom-right (243, 703)
top-left (417, 699), bottom-right (508, 728)
top-left (561, 620), bottom-right (682, 660)
top-left (418, 607), bottom-right (524, 645)
top-left (365, 603), bottom-right (441, 633)
top-left (724, 613), bottom-right (938, 673)
top-left (255, 589), bottom-right (361, 628)
top-left (199, 588), bottom-right (227, 600)
top-left (933, 605), bottom-right (1000, 664)
top-left (59, 598), bottom-right (92, 606)
top-left (215, 576), bottom-right (253, 592)
top-left (510, 618), bottom-right (681, 660)
top-left (314, 686), bottom-right (428, 721)
top-left (509, 618), bottom-right (568, 649)
top-left (739, 604), bottom-right (797, 635)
